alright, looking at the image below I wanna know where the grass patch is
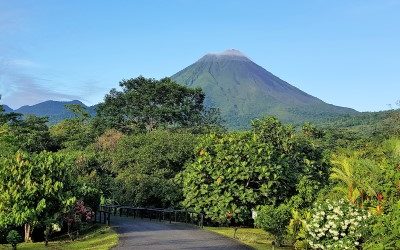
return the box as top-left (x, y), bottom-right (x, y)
top-left (205, 227), bottom-right (293, 250)
top-left (0, 225), bottom-right (118, 250)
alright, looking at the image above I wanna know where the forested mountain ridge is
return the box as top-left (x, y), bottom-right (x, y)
top-left (172, 49), bottom-right (357, 129)
top-left (2, 105), bottom-right (13, 113)
top-left (4, 100), bottom-right (96, 124)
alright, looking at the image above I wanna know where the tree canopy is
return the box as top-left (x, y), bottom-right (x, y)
top-left (95, 76), bottom-right (207, 132)
top-left (182, 117), bottom-right (329, 224)
top-left (0, 151), bottom-right (77, 241)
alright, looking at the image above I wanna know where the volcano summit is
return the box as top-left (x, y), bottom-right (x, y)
top-left (172, 49), bottom-right (356, 129)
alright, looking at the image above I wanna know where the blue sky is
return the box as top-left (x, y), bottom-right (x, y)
top-left (0, 0), bottom-right (399, 111)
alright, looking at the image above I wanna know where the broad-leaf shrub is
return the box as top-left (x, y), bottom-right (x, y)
top-left (306, 199), bottom-right (371, 249)
top-left (254, 204), bottom-right (291, 246)
top-left (183, 117), bottom-right (329, 224)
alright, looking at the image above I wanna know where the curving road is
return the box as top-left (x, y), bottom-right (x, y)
top-left (111, 216), bottom-right (252, 250)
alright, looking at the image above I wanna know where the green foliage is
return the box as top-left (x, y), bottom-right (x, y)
top-left (0, 124), bottom-right (19, 157)
top-left (6, 230), bottom-right (22, 250)
top-left (314, 138), bottom-right (400, 249)
top-left (95, 76), bottom-right (207, 132)
top-left (110, 129), bottom-right (197, 207)
top-left (0, 111), bottom-right (57, 155)
top-left (287, 210), bottom-right (310, 249)
top-left (364, 201), bottom-right (400, 249)
top-left (330, 154), bottom-right (380, 205)
top-left (319, 110), bottom-right (400, 141)
top-left (0, 151), bottom-right (76, 231)
top-left (50, 118), bottom-right (94, 150)
top-left (62, 150), bottom-right (111, 211)
top-left (50, 103), bottom-right (95, 150)
top-left (182, 117), bottom-right (329, 224)
top-left (9, 116), bottom-right (57, 153)
top-left (0, 225), bottom-right (117, 250)
top-left (254, 204), bottom-right (291, 246)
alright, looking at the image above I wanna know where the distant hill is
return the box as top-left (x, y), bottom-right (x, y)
top-left (318, 109), bottom-right (400, 138)
top-left (172, 49), bottom-right (357, 129)
top-left (2, 105), bottom-right (13, 113)
top-left (4, 100), bottom-right (96, 124)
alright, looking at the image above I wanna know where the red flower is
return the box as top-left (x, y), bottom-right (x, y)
top-left (377, 193), bottom-right (384, 202)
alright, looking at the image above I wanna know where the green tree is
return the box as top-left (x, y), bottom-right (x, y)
top-left (50, 103), bottom-right (94, 150)
top-left (330, 153), bottom-right (379, 206)
top-left (182, 117), bottom-right (329, 224)
top-left (110, 129), bottom-right (197, 207)
top-left (0, 97), bottom-right (21, 125)
top-left (10, 115), bottom-right (57, 152)
top-left (94, 76), bottom-right (207, 132)
top-left (0, 124), bottom-right (19, 157)
top-left (0, 151), bottom-right (76, 242)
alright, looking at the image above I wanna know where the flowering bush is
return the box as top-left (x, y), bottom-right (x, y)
top-left (63, 200), bottom-right (94, 240)
top-left (306, 199), bottom-right (371, 249)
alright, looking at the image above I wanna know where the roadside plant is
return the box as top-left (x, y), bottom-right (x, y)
top-left (306, 199), bottom-right (371, 249)
top-left (287, 210), bottom-right (310, 249)
top-left (255, 204), bottom-right (291, 247)
top-left (6, 230), bottom-right (22, 250)
top-left (64, 200), bottom-right (94, 240)
top-left (43, 218), bottom-right (62, 246)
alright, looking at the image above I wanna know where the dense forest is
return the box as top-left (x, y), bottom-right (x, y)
top-left (0, 77), bottom-right (399, 249)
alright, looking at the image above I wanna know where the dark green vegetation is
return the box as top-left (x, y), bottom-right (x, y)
top-left (319, 108), bottom-right (400, 139)
top-left (0, 225), bottom-right (117, 250)
top-left (94, 76), bottom-right (215, 133)
top-left (172, 49), bottom-right (357, 129)
top-left (1, 75), bottom-right (399, 249)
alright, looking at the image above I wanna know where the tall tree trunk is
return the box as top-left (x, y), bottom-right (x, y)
top-left (24, 223), bottom-right (32, 242)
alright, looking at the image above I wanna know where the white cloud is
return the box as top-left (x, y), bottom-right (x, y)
top-left (0, 58), bottom-right (81, 109)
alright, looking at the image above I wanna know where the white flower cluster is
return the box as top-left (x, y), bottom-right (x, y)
top-left (52, 223), bottom-right (61, 232)
top-left (306, 199), bottom-right (370, 249)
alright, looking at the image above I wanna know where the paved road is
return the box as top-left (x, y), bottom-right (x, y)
top-left (111, 216), bottom-right (252, 250)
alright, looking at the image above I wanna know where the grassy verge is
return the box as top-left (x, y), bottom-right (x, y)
top-left (205, 227), bottom-right (293, 250)
top-left (0, 225), bottom-right (118, 250)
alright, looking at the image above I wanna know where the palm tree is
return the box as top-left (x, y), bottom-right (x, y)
top-left (330, 154), bottom-right (377, 206)
top-left (331, 155), bottom-right (359, 204)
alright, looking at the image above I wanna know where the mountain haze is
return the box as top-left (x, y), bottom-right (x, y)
top-left (172, 49), bottom-right (357, 128)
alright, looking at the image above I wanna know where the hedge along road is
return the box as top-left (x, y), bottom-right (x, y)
top-left (111, 215), bottom-right (252, 250)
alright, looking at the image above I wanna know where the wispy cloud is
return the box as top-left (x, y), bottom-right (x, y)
top-left (0, 5), bottom-right (109, 109)
top-left (0, 58), bottom-right (81, 109)
top-left (0, 7), bottom-right (82, 108)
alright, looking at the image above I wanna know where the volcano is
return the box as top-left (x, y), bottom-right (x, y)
top-left (172, 49), bottom-right (356, 129)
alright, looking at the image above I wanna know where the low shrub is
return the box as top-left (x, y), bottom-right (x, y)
top-left (254, 204), bottom-right (291, 246)
top-left (6, 230), bottom-right (22, 250)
